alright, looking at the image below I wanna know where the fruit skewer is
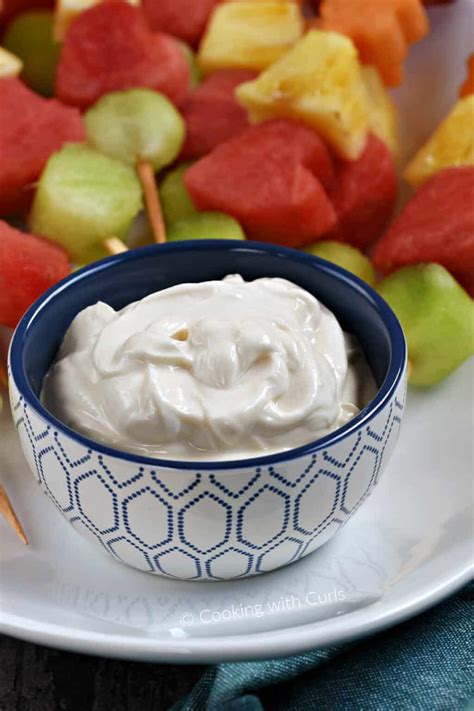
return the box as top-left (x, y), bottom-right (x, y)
top-left (99, 157), bottom-right (164, 252)
top-left (84, 87), bottom-right (187, 247)
top-left (0, 343), bottom-right (27, 545)
top-left (103, 236), bottom-right (129, 256)
top-left (0, 483), bottom-right (28, 545)
top-left (136, 161), bottom-right (167, 245)
top-left (49, 1), bottom-right (195, 248)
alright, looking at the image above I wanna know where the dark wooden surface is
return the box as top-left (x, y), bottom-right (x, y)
top-left (0, 635), bottom-right (204, 711)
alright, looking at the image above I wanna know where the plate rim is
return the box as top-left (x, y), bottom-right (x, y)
top-left (1, 553), bottom-right (471, 663)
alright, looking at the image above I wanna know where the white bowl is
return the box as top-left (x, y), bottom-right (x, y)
top-left (9, 241), bottom-right (407, 579)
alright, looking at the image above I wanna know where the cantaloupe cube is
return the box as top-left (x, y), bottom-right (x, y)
top-left (197, 1), bottom-right (303, 74)
top-left (236, 30), bottom-right (370, 160)
top-left (319, 0), bottom-right (429, 87)
top-left (404, 95), bottom-right (474, 188)
top-left (460, 54), bottom-right (474, 98)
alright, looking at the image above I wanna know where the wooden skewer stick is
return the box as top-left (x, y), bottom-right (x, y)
top-left (0, 484), bottom-right (28, 545)
top-left (102, 160), bottom-right (166, 254)
top-left (136, 160), bottom-right (166, 245)
top-left (0, 366), bottom-right (28, 544)
top-left (103, 236), bottom-right (129, 256)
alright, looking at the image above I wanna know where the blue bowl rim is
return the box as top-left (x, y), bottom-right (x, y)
top-left (9, 240), bottom-right (407, 472)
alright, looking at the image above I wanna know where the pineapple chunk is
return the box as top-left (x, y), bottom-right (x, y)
top-left (54, 0), bottom-right (141, 41)
top-left (361, 65), bottom-right (399, 159)
top-left (404, 95), bottom-right (474, 188)
top-left (0, 47), bottom-right (23, 78)
top-left (197, 1), bottom-right (303, 75)
top-left (236, 30), bottom-right (370, 160)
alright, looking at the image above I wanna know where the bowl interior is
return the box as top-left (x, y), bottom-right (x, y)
top-left (12, 241), bottom-right (403, 442)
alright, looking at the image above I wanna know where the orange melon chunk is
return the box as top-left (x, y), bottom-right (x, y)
top-left (319, 0), bottom-right (429, 87)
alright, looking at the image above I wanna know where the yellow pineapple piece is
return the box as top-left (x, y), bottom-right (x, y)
top-left (197, 1), bottom-right (303, 75)
top-left (404, 95), bottom-right (474, 188)
top-left (54, 0), bottom-right (141, 41)
top-left (236, 30), bottom-right (370, 160)
top-left (361, 66), bottom-right (399, 159)
top-left (0, 47), bottom-right (23, 78)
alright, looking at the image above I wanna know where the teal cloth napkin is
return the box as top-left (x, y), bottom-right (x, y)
top-left (174, 582), bottom-right (473, 711)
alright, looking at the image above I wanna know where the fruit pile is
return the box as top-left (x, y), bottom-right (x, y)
top-left (0, 0), bottom-right (472, 389)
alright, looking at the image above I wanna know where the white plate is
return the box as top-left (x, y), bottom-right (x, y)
top-left (0, 359), bottom-right (472, 662)
top-left (0, 0), bottom-right (473, 663)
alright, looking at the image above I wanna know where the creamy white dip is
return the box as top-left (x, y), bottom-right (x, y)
top-left (42, 275), bottom-right (376, 460)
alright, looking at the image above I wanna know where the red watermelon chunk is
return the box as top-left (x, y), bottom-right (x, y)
top-left (373, 167), bottom-right (474, 295)
top-left (55, 1), bottom-right (190, 109)
top-left (0, 78), bottom-right (85, 217)
top-left (185, 120), bottom-right (337, 247)
top-left (142, 0), bottom-right (219, 46)
top-left (181, 70), bottom-right (257, 160)
top-left (0, 220), bottom-right (70, 328)
top-left (330, 134), bottom-right (397, 249)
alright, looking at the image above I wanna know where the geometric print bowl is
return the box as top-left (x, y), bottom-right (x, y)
top-left (9, 241), bottom-right (407, 580)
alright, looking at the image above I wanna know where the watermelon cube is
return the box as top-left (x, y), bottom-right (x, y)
top-left (0, 220), bottom-right (70, 328)
top-left (180, 69), bottom-right (257, 160)
top-left (0, 77), bottom-right (85, 217)
top-left (141, 0), bottom-right (219, 46)
top-left (373, 167), bottom-right (474, 296)
top-left (55, 1), bottom-right (190, 109)
top-left (330, 133), bottom-right (397, 249)
top-left (184, 119), bottom-right (337, 247)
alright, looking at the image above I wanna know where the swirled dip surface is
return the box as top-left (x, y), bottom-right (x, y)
top-left (42, 275), bottom-right (376, 460)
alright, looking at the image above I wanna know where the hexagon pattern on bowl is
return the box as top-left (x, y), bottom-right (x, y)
top-left (10, 375), bottom-right (406, 580)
